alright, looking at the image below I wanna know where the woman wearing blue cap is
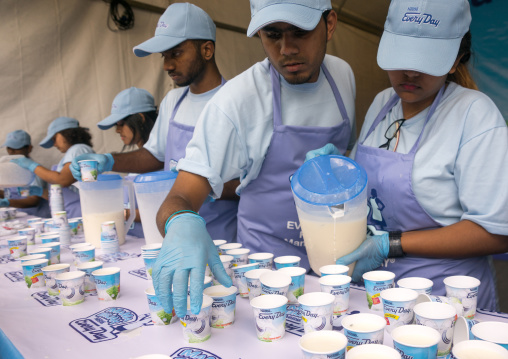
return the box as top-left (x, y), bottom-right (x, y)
top-left (1, 130), bottom-right (50, 217)
top-left (11, 117), bottom-right (95, 218)
top-left (97, 87), bottom-right (158, 238)
top-left (309, 0), bottom-right (508, 310)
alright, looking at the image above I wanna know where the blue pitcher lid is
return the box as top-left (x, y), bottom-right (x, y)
top-left (134, 171), bottom-right (177, 183)
top-left (97, 174), bottom-right (122, 181)
top-left (291, 155), bottom-right (367, 206)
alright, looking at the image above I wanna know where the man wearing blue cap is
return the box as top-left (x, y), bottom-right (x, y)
top-left (70, 3), bottom-right (239, 244)
top-left (150, 0), bottom-right (356, 319)
top-left (1, 130), bottom-right (50, 217)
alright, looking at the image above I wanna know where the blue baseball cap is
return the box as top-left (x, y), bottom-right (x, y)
top-left (377, 0), bottom-right (471, 76)
top-left (97, 87), bottom-right (156, 130)
top-left (40, 117), bottom-right (79, 148)
top-left (2, 130), bottom-right (31, 149)
top-left (133, 2), bottom-right (216, 57)
top-left (247, 0), bottom-right (332, 37)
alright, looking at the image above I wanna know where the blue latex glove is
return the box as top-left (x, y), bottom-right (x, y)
top-left (70, 153), bottom-right (114, 181)
top-left (336, 233), bottom-right (389, 282)
top-left (152, 213), bottom-right (232, 317)
top-left (10, 157), bottom-right (39, 173)
top-left (305, 143), bottom-right (341, 162)
top-left (28, 186), bottom-right (43, 197)
top-left (0, 198), bottom-right (9, 207)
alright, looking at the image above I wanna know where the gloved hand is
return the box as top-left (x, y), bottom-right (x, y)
top-left (10, 157), bottom-right (40, 172)
top-left (305, 143), bottom-right (341, 162)
top-left (28, 186), bottom-right (43, 197)
top-left (152, 213), bottom-right (232, 318)
top-left (336, 232), bottom-right (389, 282)
top-left (70, 153), bottom-right (114, 181)
top-left (0, 198), bottom-right (9, 207)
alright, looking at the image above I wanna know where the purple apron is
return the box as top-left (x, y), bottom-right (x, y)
top-left (164, 81), bottom-right (239, 242)
top-left (354, 86), bottom-right (497, 310)
top-left (4, 187), bottom-right (50, 218)
top-left (51, 164), bottom-right (82, 218)
top-left (237, 64), bottom-right (352, 270)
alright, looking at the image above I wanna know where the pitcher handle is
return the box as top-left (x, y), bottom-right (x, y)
top-left (124, 180), bottom-right (136, 235)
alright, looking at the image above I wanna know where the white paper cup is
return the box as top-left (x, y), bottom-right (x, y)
top-left (78, 159), bottom-right (98, 181)
top-left (38, 242), bottom-right (60, 265)
top-left (232, 263), bottom-right (259, 297)
top-left (250, 294), bottom-right (288, 342)
top-left (21, 258), bottom-right (49, 288)
top-left (213, 254), bottom-right (234, 285)
top-left (260, 271), bottom-right (292, 297)
top-left (362, 270), bottom-right (395, 311)
top-left (298, 292), bottom-right (335, 333)
top-left (416, 293), bottom-right (464, 318)
top-left (397, 277), bottom-right (433, 295)
top-left (18, 228), bottom-right (36, 246)
top-left (381, 287), bottom-right (418, 333)
top-left (346, 343), bottom-right (401, 358)
top-left (391, 324), bottom-right (440, 359)
top-left (413, 302), bottom-right (457, 357)
top-left (453, 316), bottom-right (480, 345)
top-left (29, 247), bottom-right (52, 264)
top-left (248, 252), bottom-right (274, 270)
top-left (213, 239), bottom-right (227, 254)
top-left (55, 271), bottom-right (86, 306)
top-left (319, 264), bottom-right (349, 277)
top-left (145, 287), bottom-right (177, 325)
top-left (8, 236), bottom-right (28, 259)
top-left (42, 263), bottom-right (70, 296)
top-left (299, 330), bottom-right (347, 359)
top-left (180, 295), bottom-right (213, 343)
top-left (92, 267), bottom-right (121, 301)
top-left (219, 242), bottom-right (242, 254)
top-left (226, 248), bottom-right (251, 268)
top-left (203, 285), bottom-right (238, 329)
top-left (451, 339), bottom-right (508, 359)
top-left (19, 254), bottom-right (46, 263)
top-left (74, 245), bottom-right (95, 264)
top-left (444, 275), bottom-right (481, 320)
top-left (76, 261), bottom-right (104, 294)
top-left (70, 243), bottom-right (94, 264)
top-left (471, 321), bottom-right (508, 350)
top-left (141, 243), bottom-right (163, 252)
top-left (245, 269), bottom-right (273, 300)
top-left (319, 274), bottom-right (351, 326)
top-left (342, 313), bottom-right (386, 350)
top-left (277, 266), bottom-right (306, 305)
top-left (273, 255), bottom-right (301, 269)
top-left (40, 232), bottom-right (60, 243)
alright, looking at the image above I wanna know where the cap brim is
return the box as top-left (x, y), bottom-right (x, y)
top-left (377, 31), bottom-right (461, 77)
top-left (247, 4), bottom-right (323, 37)
top-left (97, 113), bottom-right (128, 130)
top-left (39, 134), bottom-right (54, 149)
top-left (133, 35), bottom-right (186, 57)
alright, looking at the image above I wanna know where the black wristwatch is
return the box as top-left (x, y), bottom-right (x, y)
top-left (388, 231), bottom-right (405, 258)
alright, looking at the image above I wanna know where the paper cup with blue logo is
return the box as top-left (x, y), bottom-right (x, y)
top-left (40, 232), bottom-right (60, 243)
top-left (70, 243), bottom-right (94, 264)
top-left (213, 254), bottom-right (234, 285)
top-left (342, 313), bottom-right (386, 351)
top-left (30, 221), bottom-right (45, 242)
top-left (8, 236), bottom-right (28, 259)
top-left (381, 287), bottom-right (419, 334)
top-left (319, 264), bottom-right (349, 277)
top-left (277, 266), bottom-right (306, 304)
top-left (319, 274), bottom-right (351, 326)
top-left (213, 239), bottom-right (227, 254)
top-left (273, 255), bottom-right (300, 269)
top-left (232, 263), bottom-right (259, 297)
top-left (143, 256), bottom-right (158, 280)
top-left (299, 330), bottom-right (348, 359)
top-left (28, 247), bottom-right (52, 264)
top-left (76, 261), bottom-right (104, 294)
top-left (416, 293), bottom-right (464, 318)
top-left (471, 321), bottom-right (508, 350)
top-left (180, 295), bottom-right (213, 343)
top-left (21, 258), bottom-right (49, 288)
top-left (363, 270), bottom-right (395, 311)
top-left (74, 245), bottom-right (95, 264)
top-left (92, 267), bottom-right (121, 301)
top-left (19, 254), bottom-right (46, 263)
top-left (245, 269), bottom-right (273, 300)
top-left (38, 242), bottom-right (61, 264)
top-left (347, 344), bottom-right (401, 358)
top-left (391, 324), bottom-right (440, 359)
top-left (219, 242), bottom-right (242, 254)
top-left (451, 338), bottom-right (508, 359)
top-left (260, 271), bottom-right (292, 297)
top-left (298, 292), bottom-right (335, 334)
top-left (203, 285), bottom-right (238, 329)
top-left (55, 271), bottom-right (86, 306)
top-left (78, 160), bottom-right (98, 181)
top-left (19, 228), bottom-right (36, 246)
top-left (250, 294), bottom-right (288, 342)
top-left (226, 248), bottom-right (250, 268)
top-left (397, 277), bottom-right (433, 295)
top-left (444, 275), bottom-right (481, 320)
top-left (452, 316), bottom-right (480, 345)
top-left (42, 263), bottom-right (70, 296)
top-left (413, 302), bottom-right (457, 357)
top-left (248, 252), bottom-right (274, 270)
top-left (145, 287), bottom-right (177, 325)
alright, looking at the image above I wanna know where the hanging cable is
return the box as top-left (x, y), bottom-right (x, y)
top-left (107, 0), bottom-right (134, 32)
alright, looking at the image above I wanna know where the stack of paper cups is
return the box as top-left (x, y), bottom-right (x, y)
top-left (141, 244), bottom-right (162, 280)
top-left (49, 184), bottom-right (64, 215)
top-left (101, 221), bottom-right (120, 254)
top-left (52, 210), bottom-right (71, 245)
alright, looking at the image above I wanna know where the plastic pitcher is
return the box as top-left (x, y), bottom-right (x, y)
top-left (76, 174), bottom-right (135, 248)
top-left (291, 155), bottom-right (368, 276)
top-left (0, 155), bottom-right (35, 188)
top-left (133, 171), bottom-right (178, 244)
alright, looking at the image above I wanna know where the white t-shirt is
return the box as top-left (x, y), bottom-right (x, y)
top-left (350, 82), bottom-right (508, 235)
top-left (143, 85), bottom-right (223, 162)
top-left (178, 55), bottom-right (356, 197)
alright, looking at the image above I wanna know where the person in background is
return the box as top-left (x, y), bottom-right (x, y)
top-left (11, 117), bottom-right (95, 218)
top-left (97, 87), bottom-right (158, 238)
top-left (307, 0), bottom-right (508, 311)
top-left (1, 130), bottom-right (50, 218)
top-left (70, 3), bottom-right (239, 244)
top-left (148, 0), bottom-right (357, 318)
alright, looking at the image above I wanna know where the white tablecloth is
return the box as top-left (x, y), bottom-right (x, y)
top-left (1, 219), bottom-right (508, 359)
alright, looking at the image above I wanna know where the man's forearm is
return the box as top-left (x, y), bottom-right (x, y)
top-left (111, 148), bottom-right (164, 174)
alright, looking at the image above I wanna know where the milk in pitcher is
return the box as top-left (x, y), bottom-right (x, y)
top-left (83, 211), bottom-right (125, 248)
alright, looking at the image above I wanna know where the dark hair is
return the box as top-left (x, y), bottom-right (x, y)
top-left (447, 31), bottom-right (478, 90)
top-left (59, 127), bottom-right (93, 147)
top-left (121, 110), bottom-right (157, 150)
